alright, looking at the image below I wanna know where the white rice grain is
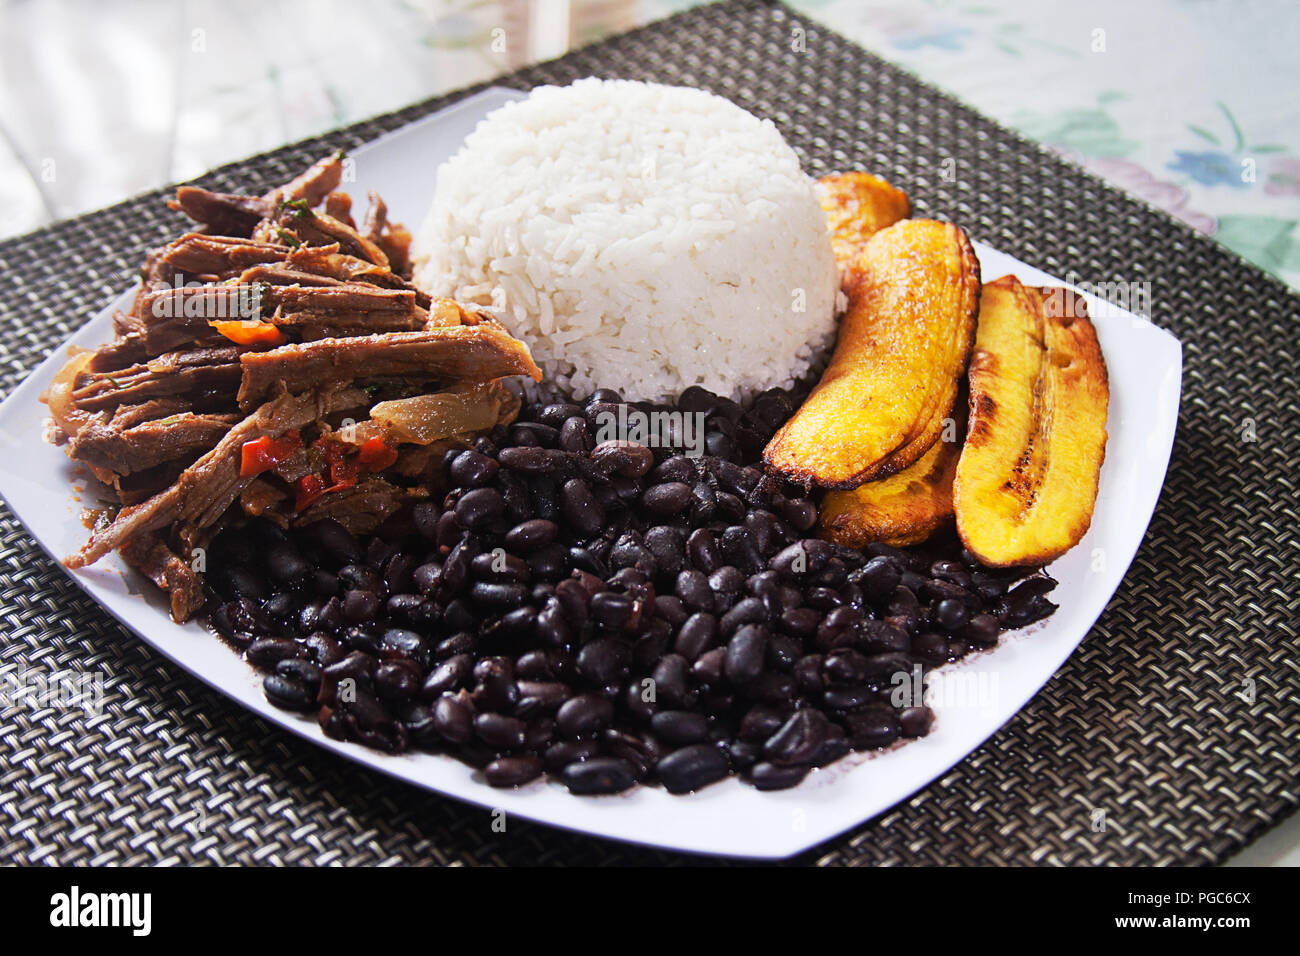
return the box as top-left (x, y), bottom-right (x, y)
top-left (412, 78), bottom-right (841, 403)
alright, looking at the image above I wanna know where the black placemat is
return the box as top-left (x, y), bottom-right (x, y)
top-left (1, 0), bottom-right (1296, 866)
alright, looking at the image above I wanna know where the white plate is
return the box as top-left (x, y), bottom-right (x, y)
top-left (0, 88), bottom-right (1182, 859)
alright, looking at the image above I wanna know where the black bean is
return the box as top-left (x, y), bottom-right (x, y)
top-left (514, 680), bottom-right (570, 715)
top-left (591, 440), bottom-right (655, 478)
top-left (779, 498), bottom-right (818, 532)
top-left (843, 707), bottom-right (902, 749)
top-left (970, 573), bottom-right (1008, 603)
top-left (342, 588), bottom-right (381, 623)
top-left (900, 706), bottom-right (934, 738)
top-left (455, 487), bottom-right (506, 529)
top-left (749, 761), bottom-right (808, 791)
top-left (561, 757), bottom-right (638, 795)
top-left (409, 501), bottom-right (439, 541)
top-left (770, 539), bottom-right (829, 579)
top-left (554, 692), bottom-right (612, 738)
top-left (804, 587), bottom-right (841, 613)
top-left (705, 430), bottom-right (734, 459)
top-left (714, 492), bottom-right (745, 522)
top-left (561, 479), bottom-right (604, 537)
top-left (725, 624), bottom-right (767, 685)
top-left (965, 613), bottom-right (1000, 645)
top-left (793, 655), bottom-right (825, 695)
top-left (930, 559), bottom-right (973, 588)
top-left (441, 598), bottom-right (476, 632)
top-left (763, 709), bottom-right (829, 766)
top-left (686, 528), bottom-right (722, 573)
top-left (855, 620), bottom-right (905, 655)
top-left (576, 638), bottom-right (629, 685)
top-left (673, 612), bottom-right (718, 662)
top-left (410, 561), bottom-right (440, 595)
top-left (273, 659), bottom-right (320, 693)
top-left (432, 696), bottom-right (473, 744)
top-left (495, 445), bottom-right (555, 474)
top-left (338, 562), bottom-right (382, 594)
top-left (375, 660), bottom-right (421, 701)
top-left (266, 543), bottom-right (310, 587)
top-left (650, 710), bottom-right (710, 745)
top-left (470, 551), bottom-right (530, 583)
top-left (912, 631), bottom-right (948, 662)
top-left (588, 591), bottom-right (634, 629)
top-left (901, 569), bottom-right (928, 593)
top-left (382, 552), bottom-right (416, 595)
top-left (246, 637), bottom-right (302, 668)
top-left (641, 481), bottom-right (691, 516)
top-left (501, 518), bottom-right (556, 554)
top-left (656, 744), bottom-right (729, 794)
top-left (650, 654), bottom-right (691, 707)
top-left (765, 634), bottom-right (800, 672)
top-left (525, 543), bottom-right (567, 581)
top-left (422, 654), bottom-right (473, 698)
top-left (720, 597), bottom-right (768, 638)
top-left (449, 449), bottom-right (499, 488)
top-left (935, 598), bottom-right (970, 631)
top-left (644, 526), bottom-right (685, 576)
top-left (601, 729), bottom-right (655, 780)
top-left (823, 685), bottom-right (875, 712)
top-left (469, 582), bottom-right (527, 610)
top-left (512, 422), bottom-right (558, 447)
top-left (709, 565), bottom-right (746, 595)
top-left (810, 734), bottom-right (853, 767)
top-left (558, 416), bottom-right (595, 453)
top-left (310, 569), bottom-right (339, 598)
top-left (303, 632), bottom-right (345, 667)
top-left (609, 533), bottom-right (655, 575)
top-left (302, 518), bottom-right (361, 564)
top-left (779, 607), bottom-right (820, 639)
top-left (653, 595), bottom-right (689, 628)
top-left (263, 673), bottom-right (315, 711)
top-left (823, 648), bottom-right (871, 686)
top-left (1001, 594), bottom-right (1058, 628)
top-left (691, 647), bottom-right (726, 685)
top-left (544, 739), bottom-right (602, 771)
top-left (483, 755), bottom-right (543, 788)
top-left (474, 713), bottom-right (526, 750)
top-left (540, 403), bottom-right (585, 428)
top-left (675, 569), bottom-right (714, 612)
top-left (849, 556), bottom-right (902, 602)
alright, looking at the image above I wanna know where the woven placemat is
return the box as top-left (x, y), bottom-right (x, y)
top-left (1, 0), bottom-right (1296, 866)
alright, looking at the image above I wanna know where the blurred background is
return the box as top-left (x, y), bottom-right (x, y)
top-left (2, 0), bottom-right (1298, 287)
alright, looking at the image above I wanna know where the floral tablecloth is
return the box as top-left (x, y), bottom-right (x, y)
top-left (3, 0), bottom-right (1298, 289)
top-left (796, 0), bottom-right (1300, 288)
top-left (2, 0), bottom-right (1298, 288)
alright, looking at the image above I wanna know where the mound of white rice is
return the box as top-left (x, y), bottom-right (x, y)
top-left (411, 78), bottom-right (841, 404)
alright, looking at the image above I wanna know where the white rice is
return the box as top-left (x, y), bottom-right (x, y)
top-left (411, 78), bottom-right (841, 404)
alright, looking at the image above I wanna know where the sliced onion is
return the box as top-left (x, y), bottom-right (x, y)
top-left (370, 383), bottom-right (505, 445)
top-left (43, 349), bottom-right (95, 439)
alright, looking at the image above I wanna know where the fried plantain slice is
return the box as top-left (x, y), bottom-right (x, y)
top-left (816, 172), bottom-right (911, 269)
top-left (954, 276), bottom-right (1109, 567)
top-left (818, 399), bottom-right (964, 548)
top-left (764, 218), bottom-right (980, 488)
